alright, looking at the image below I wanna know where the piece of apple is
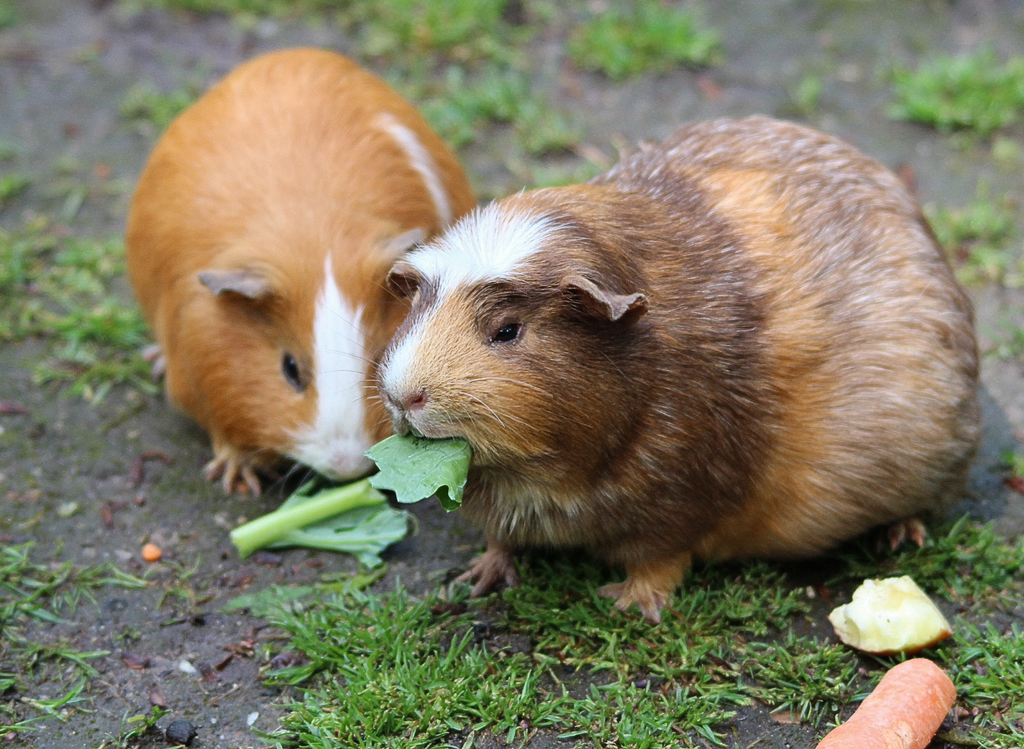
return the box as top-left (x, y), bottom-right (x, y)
top-left (828, 576), bottom-right (953, 654)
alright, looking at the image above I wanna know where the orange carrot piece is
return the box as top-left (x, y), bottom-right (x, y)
top-left (815, 658), bottom-right (956, 749)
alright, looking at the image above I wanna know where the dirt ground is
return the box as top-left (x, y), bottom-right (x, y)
top-left (2, 1), bottom-right (1024, 747)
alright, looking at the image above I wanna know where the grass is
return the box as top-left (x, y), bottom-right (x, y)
top-left (0, 174), bottom-right (30, 209)
top-left (353, 0), bottom-right (526, 64)
top-left (832, 517), bottom-right (1024, 608)
top-left (128, 0), bottom-right (341, 14)
top-left (942, 622), bottom-right (1024, 738)
top-left (0, 543), bottom-right (148, 736)
top-left (992, 324), bottom-right (1024, 361)
top-left (117, 0), bottom-right (579, 190)
top-left (413, 65), bottom-right (579, 157)
top-left (0, 217), bottom-right (155, 402)
top-left (0, 1), bottom-right (16, 29)
top-left (96, 707), bottom-right (171, 749)
top-left (786, 73), bottom-right (823, 118)
top-left (126, 0), bottom-right (527, 64)
top-left (119, 82), bottom-right (201, 134)
top-left (258, 521), bottom-right (1024, 747)
top-left (743, 633), bottom-right (862, 725)
top-left (17, 3), bottom-right (1024, 746)
top-left (567, 0), bottom-right (721, 81)
top-left (925, 185), bottom-right (1020, 286)
top-left (889, 46), bottom-right (1024, 136)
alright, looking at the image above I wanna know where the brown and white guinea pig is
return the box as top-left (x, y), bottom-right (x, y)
top-left (126, 48), bottom-right (476, 494)
top-left (377, 116), bottom-right (980, 623)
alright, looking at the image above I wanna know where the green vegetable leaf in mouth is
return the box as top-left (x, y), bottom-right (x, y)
top-left (365, 434), bottom-right (472, 511)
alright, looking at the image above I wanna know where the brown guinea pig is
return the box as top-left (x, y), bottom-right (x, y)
top-left (126, 48), bottom-right (476, 494)
top-left (377, 116), bottom-right (980, 622)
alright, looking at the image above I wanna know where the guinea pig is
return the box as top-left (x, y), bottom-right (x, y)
top-left (126, 48), bottom-right (476, 494)
top-left (377, 116), bottom-right (980, 623)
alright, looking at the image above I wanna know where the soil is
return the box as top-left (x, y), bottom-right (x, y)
top-left (1, 1), bottom-right (1023, 748)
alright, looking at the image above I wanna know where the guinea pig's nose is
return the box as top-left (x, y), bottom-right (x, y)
top-left (404, 388), bottom-right (428, 412)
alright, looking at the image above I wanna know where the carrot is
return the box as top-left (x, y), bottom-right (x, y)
top-left (815, 658), bottom-right (956, 749)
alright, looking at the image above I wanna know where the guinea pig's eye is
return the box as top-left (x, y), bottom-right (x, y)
top-left (490, 322), bottom-right (522, 345)
top-left (282, 352), bottom-right (304, 392)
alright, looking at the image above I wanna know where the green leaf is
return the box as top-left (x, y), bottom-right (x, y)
top-left (230, 478), bottom-right (408, 563)
top-left (267, 504), bottom-right (409, 568)
top-left (365, 434), bottom-right (472, 510)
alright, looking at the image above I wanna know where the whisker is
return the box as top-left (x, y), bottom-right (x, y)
top-left (463, 376), bottom-right (554, 399)
top-left (321, 347), bottom-right (375, 367)
top-left (321, 368), bottom-right (369, 377)
top-left (463, 392), bottom-right (506, 430)
top-left (454, 390), bottom-right (532, 443)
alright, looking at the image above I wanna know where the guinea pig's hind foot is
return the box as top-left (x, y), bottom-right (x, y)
top-left (204, 450), bottom-right (263, 496)
top-left (597, 552), bottom-right (692, 625)
top-left (455, 538), bottom-right (519, 597)
top-left (887, 517), bottom-right (928, 551)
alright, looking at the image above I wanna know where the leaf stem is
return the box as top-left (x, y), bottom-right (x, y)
top-left (230, 479), bottom-right (383, 558)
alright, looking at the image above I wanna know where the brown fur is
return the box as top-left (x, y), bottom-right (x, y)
top-left (126, 48), bottom-right (476, 492)
top-left (380, 117), bottom-right (979, 621)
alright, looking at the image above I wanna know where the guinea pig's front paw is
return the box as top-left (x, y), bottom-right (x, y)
top-left (141, 343), bottom-right (166, 380)
top-left (204, 445), bottom-right (265, 496)
top-left (455, 538), bottom-right (519, 597)
top-left (597, 552), bottom-right (692, 624)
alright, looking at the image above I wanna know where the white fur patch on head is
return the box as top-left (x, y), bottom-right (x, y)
top-left (379, 203), bottom-right (555, 429)
top-left (406, 202), bottom-right (555, 296)
top-left (290, 256), bottom-right (374, 478)
top-left (378, 310), bottom-right (427, 425)
top-left (375, 112), bottom-right (452, 227)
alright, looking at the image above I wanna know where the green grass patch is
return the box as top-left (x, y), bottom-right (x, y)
top-left (940, 621), bottom-right (1024, 742)
top-left (567, 0), bottom-right (721, 81)
top-left (786, 73), bottom-right (824, 118)
top-left (120, 81), bottom-right (201, 133)
top-left (992, 324), bottom-right (1024, 361)
top-left (743, 633), bottom-right (862, 725)
top-left (355, 0), bottom-right (525, 64)
top-left (832, 517), bottom-right (1024, 608)
top-left (925, 186), bottom-right (1020, 286)
top-left (0, 543), bottom-right (147, 736)
top-left (125, 0), bottom-right (527, 64)
top-left (121, 0), bottom-right (344, 17)
top-left (513, 159), bottom-right (605, 191)
top-left (262, 560), bottom-right (799, 745)
top-left (261, 518), bottom-right (1024, 746)
top-left (0, 173), bottom-right (30, 209)
top-left (0, 217), bottom-right (155, 402)
top-left (417, 65), bottom-right (579, 156)
top-left (888, 46), bottom-right (1024, 136)
top-left (0, 1), bottom-right (16, 29)
top-left (265, 586), bottom-right (571, 748)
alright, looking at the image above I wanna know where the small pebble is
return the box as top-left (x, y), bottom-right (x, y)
top-left (165, 719), bottom-right (197, 746)
top-left (57, 501), bottom-right (79, 518)
top-left (178, 659), bottom-right (197, 675)
top-left (247, 711), bottom-right (259, 727)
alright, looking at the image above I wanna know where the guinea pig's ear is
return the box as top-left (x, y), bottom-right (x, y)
top-left (386, 260), bottom-right (422, 299)
top-left (198, 269), bottom-right (274, 301)
top-left (378, 227), bottom-right (426, 265)
top-left (560, 273), bottom-right (648, 325)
